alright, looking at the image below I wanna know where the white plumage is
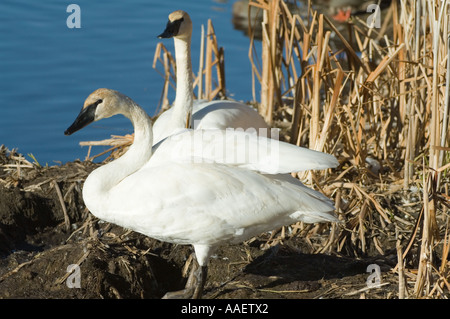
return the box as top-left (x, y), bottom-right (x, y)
top-left (152, 10), bottom-right (270, 145)
top-left (150, 128), bottom-right (338, 174)
top-left (65, 88), bottom-right (339, 299)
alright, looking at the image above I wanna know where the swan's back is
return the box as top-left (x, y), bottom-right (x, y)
top-left (192, 100), bottom-right (270, 133)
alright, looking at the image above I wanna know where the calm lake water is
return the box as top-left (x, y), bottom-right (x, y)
top-left (0, 0), bottom-right (259, 164)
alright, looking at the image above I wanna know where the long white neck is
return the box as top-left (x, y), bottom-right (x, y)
top-left (169, 35), bottom-right (194, 131)
top-left (82, 101), bottom-right (153, 214)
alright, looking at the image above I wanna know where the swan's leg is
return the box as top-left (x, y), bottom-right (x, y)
top-left (162, 258), bottom-right (208, 299)
top-left (191, 265), bottom-right (207, 299)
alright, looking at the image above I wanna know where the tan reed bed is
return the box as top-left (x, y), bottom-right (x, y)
top-left (78, 0), bottom-right (449, 298)
top-left (245, 0), bottom-right (449, 298)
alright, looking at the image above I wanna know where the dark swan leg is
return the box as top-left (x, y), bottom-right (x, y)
top-left (162, 259), bottom-right (208, 299)
top-left (191, 264), bottom-right (207, 299)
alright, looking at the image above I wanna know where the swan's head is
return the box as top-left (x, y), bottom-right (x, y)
top-left (65, 88), bottom-right (129, 135)
top-left (158, 10), bottom-right (192, 40)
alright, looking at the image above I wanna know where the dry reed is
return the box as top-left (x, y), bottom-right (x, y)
top-left (246, 0), bottom-right (449, 298)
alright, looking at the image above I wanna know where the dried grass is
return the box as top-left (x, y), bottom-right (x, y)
top-left (245, 0), bottom-right (449, 298)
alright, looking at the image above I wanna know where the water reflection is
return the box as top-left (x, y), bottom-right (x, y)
top-left (231, 0), bottom-right (393, 44)
top-left (231, 0), bottom-right (305, 39)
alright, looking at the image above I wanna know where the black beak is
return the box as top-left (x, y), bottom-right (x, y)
top-left (64, 102), bottom-right (98, 136)
top-left (158, 18), bottom-right (184, 39)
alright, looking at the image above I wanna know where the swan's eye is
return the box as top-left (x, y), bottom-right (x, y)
top-left (167, 18), bottom-right (184, 35)
top-left (96, 99), bottom-right (103, 105)
top-left (158, 17), bottom-right (185, 39)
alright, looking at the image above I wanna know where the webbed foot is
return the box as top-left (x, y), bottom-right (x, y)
top-left (162, 261), bottom-right (207, 299)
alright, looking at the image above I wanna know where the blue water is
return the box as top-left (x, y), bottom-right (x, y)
top-left (0, 0), bottom-right (256, 164)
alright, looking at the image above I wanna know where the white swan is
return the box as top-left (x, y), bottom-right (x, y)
top-left (65, 88), bottom-right (339, 299)
top-left (152, 10), bottom-right (270, 145)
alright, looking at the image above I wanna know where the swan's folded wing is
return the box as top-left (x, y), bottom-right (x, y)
top-left (147, 129), bottom-right (338, 174)
top-left (107, 162), bottom-right (338, 246)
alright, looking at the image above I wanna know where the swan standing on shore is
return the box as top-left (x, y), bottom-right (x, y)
top-left (152, 10), bottom-right (270, 145)
top-left (65, 88), bottom-right (339, 299)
